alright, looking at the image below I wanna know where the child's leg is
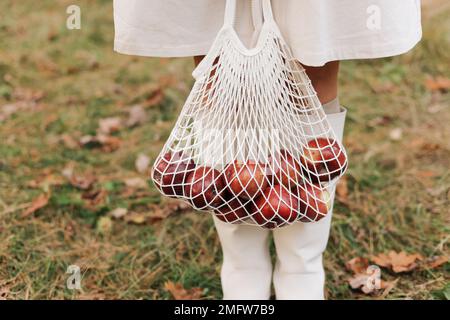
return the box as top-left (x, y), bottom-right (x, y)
top-left (212, 216), bottom-right (273, 300)
top-left (272, 107), bottom-right (346, 300)
top-left (302, 61), bottom-right (340, 109)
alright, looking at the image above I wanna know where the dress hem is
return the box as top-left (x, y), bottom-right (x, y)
top-left (114, 30), bottom-right (422, 67)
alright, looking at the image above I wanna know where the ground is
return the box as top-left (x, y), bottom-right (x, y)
top-left (0, 0), bottom-right (448, 299)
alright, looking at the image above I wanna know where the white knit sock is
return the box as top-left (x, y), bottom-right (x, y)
top-left (322, 97), bottom-right (340, 114)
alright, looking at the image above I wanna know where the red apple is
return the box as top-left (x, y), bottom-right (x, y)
top-left (301, 138), bottom-right (347, 182)
top-left (224, 160), bottom-right (268, 200)
top-left (152, 151), bottom-right (195, 197)
top-left (250, 184), bottom-right (299, 228)
top-left (271, 150), bottom-right (302, 188)
top-left (319, 138), bottom-right (347, 180)
top-left (214, 198), bottom-right (248, 223)
top-left (184, 166), bottom-right (225, 209)
top-left (297, 183), bottom-right (331, 222)
top-left (300, 142), bottom-right (323, 172)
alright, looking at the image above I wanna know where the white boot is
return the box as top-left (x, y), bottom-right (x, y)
top-left (213, 107), bottom-right (347, 300)
top-left (272, 107), bottom-right (346, 300)
top-left (213, 217), bottom-right (273, 299)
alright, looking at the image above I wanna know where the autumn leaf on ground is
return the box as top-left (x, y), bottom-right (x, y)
top-left (371, 251), bottom-right (423, 273)
top-left (176, 242), bottom-right (187, 261)
top-left (124, 177), bottom-right (148, 189)
top-left (59, 134), bottom-right (79, 149)
top-left (389, 128), bottom-right (403, 141)
top-left (0, 286), bottom-right (11, 300)
top-left (0, 104), bottom-right (21, 122)
top-left (22, 193), bottom-right (50, 217)
top-left (164, 281), bottom-right (203, 300)
top-left (119, 201), bottom-right (191, 225)
top-left (144, 88), bottom-right (164, 108)
top-left (336, 176), bottom-right (349, 204)
top-left (62, 166), bottom-right (96, 190)
top-left (345, 257), bottom-right (369, 274)
top-left (369, 80), bottom-right (398, 94)
top-left (98, 117), bottom-right (123, 135)
top-left (27, 173), bottom-right (64, 189)
top-left (82, 189), bottom-right (107, 209)
top-left (423, 255), bottom-right (448, 269)
top-left (135, 153), bottom-right (150, 174)
top-left (70, 174), bottom-right (96, 190)
top-left (96, 216), bottom-right (113, 235)
top-left (348, 273), bottom-right (392, 295)
top-left (79, 134), bottom-right (121, 152)
top-left (108, 207), bottom-right (128, 219)
top-left (161, 199), bottom-right (192, 215)
top-left (415, 170), bottom-right (439, 179)
top-left (368, 115), bottom-right (393, 127)
top-left (126, 105), bottom-right (147, 128)
top-left (124, 212), bottom-right (146, 224)
top-left (42, 113), bottom-right (58, 130)
top-left (13, 87), bottom-right (46, 102)
top-left (425, 76), bottom-right (450, 92)
top-left (347, 263), bottom-right (395, 295)
top-left (346, 256), bottom-right (397, 295)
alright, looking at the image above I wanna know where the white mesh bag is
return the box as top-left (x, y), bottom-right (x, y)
top-left (151, 0), bottom-right (348, 229)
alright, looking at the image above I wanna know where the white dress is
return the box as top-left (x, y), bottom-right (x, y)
top-left (114, 0), bottom-right (421, 66)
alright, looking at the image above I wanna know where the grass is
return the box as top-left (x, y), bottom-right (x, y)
top-left (0, 0), bottom-right (449, 299)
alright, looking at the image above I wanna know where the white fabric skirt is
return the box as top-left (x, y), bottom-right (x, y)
top-left (113, 0), bottom-right (422, 66)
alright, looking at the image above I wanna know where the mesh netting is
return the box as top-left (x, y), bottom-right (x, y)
top-left (151, 0), bottom-right (347, 229)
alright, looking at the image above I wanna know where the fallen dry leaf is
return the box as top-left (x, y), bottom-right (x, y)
top-left (67, 173), bottom-right (96, 190)
top-left (425, 76), bottom-right (450, 92)
top-left (135, 153), bottom-right (150, 174)
top-left (22, 193), bottom-right (50, 217)
top-left (27, 174), bottom-right (64, 189)
top-left (348, 274), bottom-right (375, 294)
top-left (345, 257), bottom-right (369, 274)
top-left (389, 128), bottom-right (403, 141)
top-left (176, 242), bottom-right (187, 261)
top-left (96, 216), bottom-right (113, 234)
top-left (371, 251), bottom-right (423, 273)
top-left (408, 137), bottom-right (442, 153)
top-left (161, 199), bottom-right (192, 215)
top-left (98, 117), bottom-right (122, 135)
top-left (344, 137), bottom-right (367, 154)
top-left (79, 134), bottom-right (121, 152)
top-left (369, 81), bottom-right (398, 94)
top-left (336, 176), bottom-right (349, 204)
top-left (13, 87), bottom-right (46, 102)
top-left (0, 104), bottom-right (21, 122)
top-left (164, 281), bottom-right (203, 300)
top-left (126, 105), bottom-right (147, 127)
top-left (0, 87), bottom-right (46, 121)
top-left (144, 88), bottom-right (164, 108)
top-left (42, 114), bottom-right (58, 130)
top-left (348, 266), bottom-right (393, 295)
top-left (0, 286), bottom-right (11, 300)
top-left (120, 188), bottom-right (152, 199)
top-left (109, 207), bottom-right (128, 219)
top-left (82, 189), bottom-right (107, 209)
top-left (59, 134), bottom-right (79, 149)
top-left (415, 170), bottom-right (439, 179)
top-left (427, 102), bottom-right (446, 114)
top-left (423, 255), bottom-right (448, 269)
top-left (124, 212), bottom-right (147, 224)
top-left (146, 205), bottom-right (172, 223)
top-left (368, 115), bottom-right (393, 127)
top-left (124, 177), bottom-right (148, 189)
top-left (120, 200), bottom-right (191, 225)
